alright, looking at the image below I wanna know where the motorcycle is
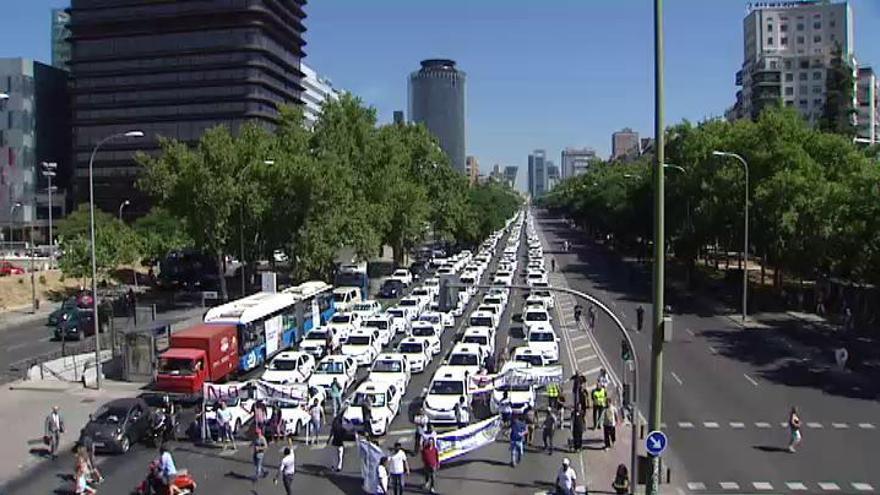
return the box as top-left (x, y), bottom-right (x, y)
top-left (146, 410), bottom-right (176, 446)
top-left (133, 461), bottom-right (197, 495)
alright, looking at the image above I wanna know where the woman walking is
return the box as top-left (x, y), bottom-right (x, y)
top-left (787, 406), bottom-right (802, 453)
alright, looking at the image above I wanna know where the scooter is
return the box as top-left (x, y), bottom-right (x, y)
top-left (133, 461), bottom-right (197, 495)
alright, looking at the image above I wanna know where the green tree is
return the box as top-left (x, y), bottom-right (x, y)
top-left (819, 44), bottom-right (857, 137)
top-left (57, 204), bottom-right (141, 282)
top-left (132, 207), bottom-right (193, 265)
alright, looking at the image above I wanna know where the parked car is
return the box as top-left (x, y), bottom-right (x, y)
top-left (388, 269), bottom-right (413, 287)
top-left (368, 353), bottom-right (411, 390)
top-left (341, 328), bottom-right (382, 366)
top-left (362, 314), bottom-right (397, 347)
top-left (396, 337), bottom-right (432, 373)
top-left (341, 380), bottom-right (403, 436)
top-left (0, 261), bottom-right (25, 276)
top-left (261, 351), bottom-right (316, 385)
top-left (79, 398), bottom-right (151, 453)
top-left (308, 355), bottom-right (358, 392)
top-left (54, 308), bottom-right (98, 341)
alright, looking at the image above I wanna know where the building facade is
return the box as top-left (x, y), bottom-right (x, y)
top-left (561, 147), bottom-right (597, 178)
top-left (527, 149), bottom-right (546, 198)
top-left (301, 62), bottom-right (340, 126)
top-left (0, 58), bottom-right (71, 242)
top-left (611, 128), bottom-right (640, 161)
top-left (857, 66), bottom-right (879, 142)
top-left (733, 0), bottom-right (854, 122)
top-left (503, 166), bottom-right (518, 189)
top-left (69, 0), bottom-right (308, 218)
top-left (465, 156), bottom-right (479, 185)
top-left (51, 9), bottom-right (72, 71)
top-left (546, 162), bottom-right (560, 191)
top-left (408, 59), bottom-right (467, 174)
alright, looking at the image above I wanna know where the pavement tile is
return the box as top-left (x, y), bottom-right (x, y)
top-left (851, 482), bottom-right (874, 492)
top-left (718, 481), bottom-right (740, 490)
top-left (786, 481), bottom-right (809, 491)
top-left (752, 481), bottom-right (773, 490)
top-left (818, 482), bottom-right (841, 491)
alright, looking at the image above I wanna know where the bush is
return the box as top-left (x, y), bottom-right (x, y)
top-left (17, 278), bottom-right (23, 284)
top-left (39, 274), bottom-right (47, 285)
top-left (59, 274), bottom-right (65, 282)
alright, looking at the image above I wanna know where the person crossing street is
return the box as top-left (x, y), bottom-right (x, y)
top-left (554, 458), bottom-right (577, 495)
top-left (601, 400), bottom-right (620, 450)
top-left (44, 406), bottom-right (64, 460)
top-left (252, 428), bottom-right (268, 482)
top-left (273, 446), bottom-right (296, 495)
top-left (509, 415), bottom-right (527, 467)
top-left (591, 383), bottom-right (607, 430)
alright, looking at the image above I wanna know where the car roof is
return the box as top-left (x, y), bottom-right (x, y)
top-left (451, 343), bottom-right (481, 354)
top-left (463, 326), bottom-right (491, 336)
top-left (398, 337), bottom-right (425, 346)
top-left (375, 353), bottom-right (406, 362)
top-left (470, 310), bottom-right (494, 318)
top-left (320, 355), bottom-right (351, 364)
top-left (365, 314), bottom-right (391, 321)
top-left (512, 346), bottom-right (540, 356)
top-left (356, 380), bottom-right (392, 393)
top-left (431, 365), bottom-right (468, 380)
top-left (348, 328), bottom-right (374, 337)
top-left (274, 351), bottom-right (309, 360)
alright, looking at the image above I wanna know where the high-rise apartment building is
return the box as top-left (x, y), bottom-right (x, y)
top-left (546, 162), bottom-right (560, 191)
top-left (561, 147), bottom-right (597, 178)
top-left (301, 63), bottom-right (340, 126)
top-left (612, 128), bottom-right (640, 161)
top-left (408, 59), bottom-right (467, 174)
top-left (69, 0), bottom-right (308, 217)
top-left (732, 0), bottom-right (854, 122)
top-left (465, 156), bottom-right (479, 185)
top-left (0, 58), bottom-right (71, 242)
top-left (857, 67), bottom-right (879, 143)
top-left (527, 150), bottom-right (546, 198)
top-left (503, 166), bottom-right (519, 189)
top-left (51, 9), bottom-right (71, 71)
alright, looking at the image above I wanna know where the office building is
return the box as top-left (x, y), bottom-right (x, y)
top-left (0, 58), bottom-right (71, 242)
top-left (503, 166), bottom-right (519, 189)
top-left (408, 59), bottom-right (467, 174)
top-left (857, 66), bottom-right (879, 142)
top-left (301, 63), bottom-right (340, 126)
top-left (465, 156), bottom-right (479, 185)
top-left (69, 0), bottom-right (308, 217)
top-left (561, 147), bottom-right (598, 178)
top-left (51, 9), bottom-right (72, 71)
top-left (612, 128), bottom-right (640, 161)
top-left (527, 150), bottom-right (546, 198)
top-left (546, 162), bottom-right (560, 191)
top-left (733, 0), bottom-right (854, 122)
top-left (393, 110), bottom-right (405, 125)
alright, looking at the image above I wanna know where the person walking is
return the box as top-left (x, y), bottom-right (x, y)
top-left (253, 400), bottom-right (269, 434)
top-left (420, 437), bottom-right (440, 494)
top-left (307, 398), bottom-right (324, 445)
top-left (326, 415), bottom-right (346, 472)
top-left (546, 382), bottom-right (561, 410)
top-left (573, 305), bottom-right (583, 325)
top-left (597, 368), bottom-right (610, 390)
top-left (551, 257), bottom-right (556, 272)
top-left (268, 404), bottom-right (283, 443)
top-left (44, 406), bottom-right (64, 460)
top-left (509, 415), bottom-right (527, 467)
top-left (252, 428), bottom-right (269, 481)
top-left (555, 458), bottom-right (577, 495)
top-left (216, 402), bottom-right (236, 450)
top-left (612, 463), bottom-right (630, 494)
top-left (329, 378), bottom-right (343, 418)
top-left (362, 400), bottom-right (374, 438)
top-left (571, 409), bottom-right (585, 452)
top-left (569, 373), bottom-right (584, 413)
top-left (414, 408), bottom-right (428, 452)
top-left (454, 397), bottom-right (468, 428)
top-left (80, 436), bottom-right (103, 483)
top-left (787, 406), bottom-right (802, 453)
top-left (542, 407), bottom-right (558, 455)
top-left (587, 305), bottom-right (597, 332)
top-left (524, 406), bottom-right (536, 446)
top-left (74, 461), bottom-right (98, 495)
top-left (376, 457), bottom-right (390, 495)
top-left (273, 446), bottom-right (296, 495)
top-left (388, 442), bottom-right (410, 495)
top-left (591, 383), bottom-right (607, 430)
top-left (601, 401), bottom-right (619, 450)
top-left (636, 305), bottom-right (645, 332)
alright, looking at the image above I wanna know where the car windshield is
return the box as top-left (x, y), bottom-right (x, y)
top-left (353, 304), bottom-right (373, 312)
top-left (304, 330), bottom-right (328, 341)
top-left (526, 312), bottom-right (548, 321)
top-left (158, 357), bottom-right (196, 376)
top-left (534, 290), bottom-right (551, 298)
top-left (529, 332), bottom-right (555, 342)
top-left (498, 383), bottom-right (532, 392)
top-left (528, 273), bottom-right (543, 279)
top-left (93, 406), bottom-right (129, 424)
top-left (515, 354), bottom-right (544, 366)
top-left (333, 293), bottom-right (347, 302)
top-left (372, 360), bottom-right (403, 372)
top-left (346, 336), bottom-right (372, 346)
top-left (398, 343), bottom-right (423, 354)
top-left (352, 392), bottom-right (386, 408)
top-left (411, 326), bottom-right (435, 337)
top-left (420, 315), bottom-right (440, 323)
top-left (331, 314), bottom-right (351, 324)
top-left (449, 354), bottom-right (479, 366)
top-left (316, 361), bottom-right (345, 374)
top-left (485, 298), bottom-right (502, 305)
top-left (400, 299), bottom-right (417, 307)
top-left (470, 316), bottom-right (492, 327)
top-left (364, 320), bottom-right (388, 330)
top-left (463, 336), bottom-right (488, 346)
top-left (429, 380), bottom-right (464, 395)
top-left (269, 359), bottom-right (299, 371)
top-left (388, 310), bottom-right (404, 318)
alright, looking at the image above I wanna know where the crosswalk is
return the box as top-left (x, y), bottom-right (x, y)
top-left (685, 480), bottom-right (876, 492)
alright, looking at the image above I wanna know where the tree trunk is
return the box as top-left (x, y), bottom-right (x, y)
top-left (760, 253), bottom-right (766, 286)
top-left (217, 252), bottom-right (229, 301)
top-left (392, 243), bottom-right (403, 267)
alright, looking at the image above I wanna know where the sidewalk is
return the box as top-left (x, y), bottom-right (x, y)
top-left (0, 305), bottom-right (53, 328)
top-left (0, 379), bottom-right (144, 485)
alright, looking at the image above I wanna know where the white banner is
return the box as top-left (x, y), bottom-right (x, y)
top-left (253, 380), bottom-right (309, 404)
top-left (265, 315), bottom-right (283, 357)
top-left (357, 434), bottom-right (384, 494)
top-left (436, 415), bottom-right (502, 463)
top-left (202, 382), bottom-right (250, 403)
top-left (504, 365), bottom-right (563, 387)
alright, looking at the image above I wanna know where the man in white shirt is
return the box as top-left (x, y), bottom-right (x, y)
top-left (216, 402), bottom-right (236, 450)
top-left (555, 458), bottom-right (577, 495)
top-left (274, 446), bottom-right (296, 495)
top-left (387, 442), bottom-right (409, 495)
top-left (377, 457), bottom-right (390, 494)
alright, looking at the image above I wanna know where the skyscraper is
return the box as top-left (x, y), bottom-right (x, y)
top-left (561, 147), bottom-right (597, 178)
top-left (50, 9), bottom-right (71, 70)
top-left (546, 162), bottom-right (560, 191)
top-left (408, 59), bottom-right (467, 174)
top-left (503, 166), bottom-right (519, 189)
top-left (301, 63), bottom-right (340, 126)
top-left (69, 0), bottom-right (308, 216)
top-left (527, 150), bottom-right (546, 198)
top-left (857, 67), bottom-right (879, 143)
top-left (611, 128), bottom-right (640, 161)
top-left (465, 156), bottom-right (479, 186)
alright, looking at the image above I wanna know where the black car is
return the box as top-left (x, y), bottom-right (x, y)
top-left (79, 398), bottom-right (151, 453)
top-left (409, 260), bottom-right (431, 280)
top-left (54, 308), bottom-right (97, 341)
top-left (378, 279), bottom-right (406, 299)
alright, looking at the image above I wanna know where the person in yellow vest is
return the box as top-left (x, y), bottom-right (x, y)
top-left (591, 383), bottom-right (607, 430)
top-left (546, 382), bottom-right (560, 410)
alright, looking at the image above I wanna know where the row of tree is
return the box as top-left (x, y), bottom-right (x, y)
top-left (539, 106), bottom-right (880, 288)
top-left (58, 95), bottom-right (521, 300)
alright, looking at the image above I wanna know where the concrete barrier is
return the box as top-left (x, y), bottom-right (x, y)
top-left (26, 350), bottom-right (112, 385)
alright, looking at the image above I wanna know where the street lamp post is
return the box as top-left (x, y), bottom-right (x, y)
top-left (237, 159), bottom-right (274, 297)
top-left (712, 151), bottom-right (749, 325)
top-left (41, 163), bottom-right (57, 256)
top-left (118, 199), bottom-right (130, 222)
top-left (88, 130), bottom-right (144, 389)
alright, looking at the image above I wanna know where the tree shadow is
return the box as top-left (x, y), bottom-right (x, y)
top-left (754, 445), bottom-right (791, 453)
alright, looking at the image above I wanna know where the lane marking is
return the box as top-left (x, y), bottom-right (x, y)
top-left (729, 422), bottom-right (745, 429)
top-left (678, 421), bottom-right (694, 429)
top-left (831, 423), bottom-right (848, 429)
top-left (743, 373), bottom-right (759, 387)
top-left (752, 482), bottom-right (773, 491)
top-left (686, 328), bottom-right (695, 337)
top-left (703, 421), bottom-right (720, 429)
top-left (818, 482), bottom-right (840, 491)
top-left (719, 482), bottom-right (739, 490)
top-left (786, 482), bottom-right (809, 491)
top-left (852, 483), bottom-right (874, 492)
top-left (686, 482), bottom-right (706, 490)
top-left (708, 346), bottom-right (718, 355)
top-left (569, 334), bottom-right (587, 342)
top-left (755, 422), bottom-right (772, 429)
top-left (670, 371), bottom-right (683, 385)
top-left (577, 355), bottom-right (598, 364)
top-left (581, 366), bottom-right (603, 376)
top-left (806, 422), bottom-right (823, 429)
top-left (858, 423), bottom-right (875, 429)
top-left (572, 344), bottom-right (593, 353)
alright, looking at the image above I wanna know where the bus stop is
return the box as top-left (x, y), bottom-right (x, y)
top-left (119, 320), bottom-right (172, 382)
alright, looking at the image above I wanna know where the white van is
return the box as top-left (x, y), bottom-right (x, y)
top-left (332, 286), bottom-right (362, 312)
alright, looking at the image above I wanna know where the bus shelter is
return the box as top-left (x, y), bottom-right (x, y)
top-left (120, 320), bottom-right (172, 382)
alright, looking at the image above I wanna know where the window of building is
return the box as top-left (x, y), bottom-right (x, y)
top-left (814, 35), bottom-right (822, 43)
top-left (799, 99), bottom-right (808, 107)
top-left (830, 34), bottom-right (836, 42)
top-left (814, 98), bottom-right (823, 107)
top-left (785, 100), bottom-right (794, 107)
top-left (800, 72), bottom-right (808, 81)
top-left (830, 20), bottom-right (836, 28)
top-left (813, 22), bottom-right (821, 29)
top-left (797, 36), bottom-right (805, 44)
top-left (781, 37), bottom-right (789, 45)
top-left (796, 23), bottom-right (804, 31)
top-left (770, 60), bottom-right (778, 69)
top-left (767, 37), bottom-right (774, 45)
top-left (784, 60), bottom-right (792, 69)
top-left (813, 71), bottom-right (822, 80)
top-left (780, 24), bottom-right (789, 32)
top-left (812, 86), bottom-right (823, 95)
top-left (800, 59), bottom-right (810, 69)
top-left (767, 24), bottom-right (773, 32)
top-left (785, 87), bottom-right (794, 96)
top-left (785, 73), bottom-right (794, 82)
top-left (799, 85), bottom-right (808, 95)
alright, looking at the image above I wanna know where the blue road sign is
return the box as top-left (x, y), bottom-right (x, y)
top-left (645, 430), bottom-right (668, 456)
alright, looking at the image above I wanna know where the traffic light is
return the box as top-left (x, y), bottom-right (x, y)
top-left (621, 339), bottom-right (632, 361)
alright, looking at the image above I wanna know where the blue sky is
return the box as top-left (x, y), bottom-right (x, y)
top-left (2, 1), bottom-right (879, 188)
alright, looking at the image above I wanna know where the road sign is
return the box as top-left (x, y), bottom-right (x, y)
top-left (645, 430), bottom-right (668, 456)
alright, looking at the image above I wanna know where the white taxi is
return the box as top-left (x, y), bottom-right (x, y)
top-left (341, 381), bottom-right (403, 436)
top-left (396, 337), bottom-right (432, 373)
top-left (308, 355), bottom-right (358, 392)
top-left (341, 328), bottom-right (382, 366)
top-left (261, 351), bottom-right (315, 384)
top-left (368, 353), bottom-right (411, 389)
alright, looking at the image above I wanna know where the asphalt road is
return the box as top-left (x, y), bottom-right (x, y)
top-left (535, 210), bottom-right (880, 494)
top-left (6, 216), bottom-right (620, 495)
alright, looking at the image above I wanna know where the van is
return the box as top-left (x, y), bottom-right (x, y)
top-left (332, 286), bottom-right (362, 312)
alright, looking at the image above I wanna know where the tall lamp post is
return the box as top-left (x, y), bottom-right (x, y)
top-left (41, 162), bottom-right (57, 257)
top-left (712, 151), bottom-right (749, 325)
top-left (237, 159), bottom-right (274, 297)
top-left (88, 130), bottom-right (144, 389)
top-left (118, 199), bottom-right (130, 222)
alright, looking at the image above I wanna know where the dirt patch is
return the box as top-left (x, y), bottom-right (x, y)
top-left (0, 270), bottom-right (84, 310)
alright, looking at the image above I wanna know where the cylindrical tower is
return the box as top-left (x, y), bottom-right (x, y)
top-left (408, 59), bottom-right (466, 174)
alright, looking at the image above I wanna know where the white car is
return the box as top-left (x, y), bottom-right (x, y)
top-left (261, 351), bottom-right (316, 384)
top-left (410, 287), bottom-right (433, 306)
top-left (487, 287), bottom-right (509, 305)
top-left (418, 312), bottom-right (449, 334)
top-left (528, 288), bottom-right (555, 310)
top-left (362, 314), bottom-right (396, 347)
top-left (483, 294), bottom-right (506, 314)
top-left (526, 327), bottom-right (560, 363)
top-left (342, 381), bottom-right (403, 436)
top-left (512, 346), bottom-right (551, 367)
top-left (476, 304), bottom-right (502, 327)
top-left (493, 271), bottom-right (514, 286)
top-left (460, 327), bottom-right (495, 358)
top-left (423, 277), bottom-right (440, 297)
top-left (327, 312), bottom-right (362, 343)
top-left (409, 322), bottom-right (442, 355)
top-left (368, 353), bottom-right (411, 390)
top-left (526, 271), bottom-right (548, 287)
top-left (385, 307), bottom-right (412, 334)
top-left (268, 401), bottom-right (310, 437)
top-left (397, 297), bottom-right (425, 318)
top-left (299, 328), bottom-right (334, 359)
top-left (452, 291), bottom-right (471, 317)
top-left (389, 269), bottom-right (413, 287)
top-left (351, 300), bottom-right (382, 319)
top-left (341, 328), bottom-right (382, 366)
top-left (446, 343), bottom-right (484, 377)
top-left (459, 274), bottom-right (478, 295)
top-left (468, 311), bottom-right (497, 332)
top-left (490, 361), bottom-right (536, 415)
top-left (523, 307), bottom-right (553, 332)
top-left (396, 337), bottom-right (432, 373)
top-left (308, 355), bottom-right (358, 392)
top-left (423, 366), bottom-right (470, 425)
top-left (205, 396), bottom-right (255, 435)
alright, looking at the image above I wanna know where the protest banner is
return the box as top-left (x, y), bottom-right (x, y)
top-left (253, 380), bottom-right (309, 404)
top-left (357, 434), bottom-right (384, 494)
top-left (436, 415), bottom-right (502, 463)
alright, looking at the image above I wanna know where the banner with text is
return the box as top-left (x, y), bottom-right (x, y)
top-left (436, 415), bottom-right (502, 463)
top-left (357, 434), bottom-right (384, 494)
top-left (253, 381), bottom-right (309, 404)
top-left (202, 382), bottom-right (251, 403)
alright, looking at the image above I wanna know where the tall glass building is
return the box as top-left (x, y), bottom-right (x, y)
top-left (69, 0), bottom-right (308, 217)
top-left (51, 9), bottom-right (72, 70)
top-left (408, 59), bottom-right (466, 174)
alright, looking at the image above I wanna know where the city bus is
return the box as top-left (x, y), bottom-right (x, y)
top-left (334, 261), bottom-right (369, 299)
top-left (282, 280), bottom-right (336, 336)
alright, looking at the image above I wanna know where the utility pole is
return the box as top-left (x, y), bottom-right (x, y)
top-left (647, 0), bottom-right (666, 493)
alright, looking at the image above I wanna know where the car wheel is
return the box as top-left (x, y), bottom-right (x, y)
top-left (119, 435), bottom-right (131, 453)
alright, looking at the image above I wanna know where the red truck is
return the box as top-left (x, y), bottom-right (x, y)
top-left (155, 324), bottom-right (238, 394)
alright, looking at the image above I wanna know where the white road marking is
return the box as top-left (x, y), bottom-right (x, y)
top-left (752, 482), bottom-right (773, 490)
top-left (729, 422), bottom-right (745, 429)
top-left (708, 346), bottom-right (718, 354)
top-left (678, 421), bottom-right (694, 429)
top-left (686, 328), bottom-right (695, 337)
top-left (686, 482), bottom-right (706, 490)
top-left (719, 482), bottom-right (740, 490)
top-left (743, 373), bottom-right (759, 387)
top-left (577, 355), bottom-right (597, 364)
top-left (569, 334), bottom-right (587, 342)
top-left (806, 422), bottom-right (823, 429)
top-left (858, 423), bottom-right (875, 429)
top-left (572, 344), bottom-right (593, 352)
top-left (703, 421), bottom-right (720, 429)
top-left (852, 482), bottom-right (874, 492)
top-left (670, 371), bottom-right (683, 385)
top-left (581, 366), bottom-right (603, 376)
top-left (818, 482), bottom-right (840, 491)
top-left (786, 482), bottom-right (809, 491)
top-left (831, 423), bottom-right (848, 429)
top-left (755, 422), bottom-right (772, 429)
